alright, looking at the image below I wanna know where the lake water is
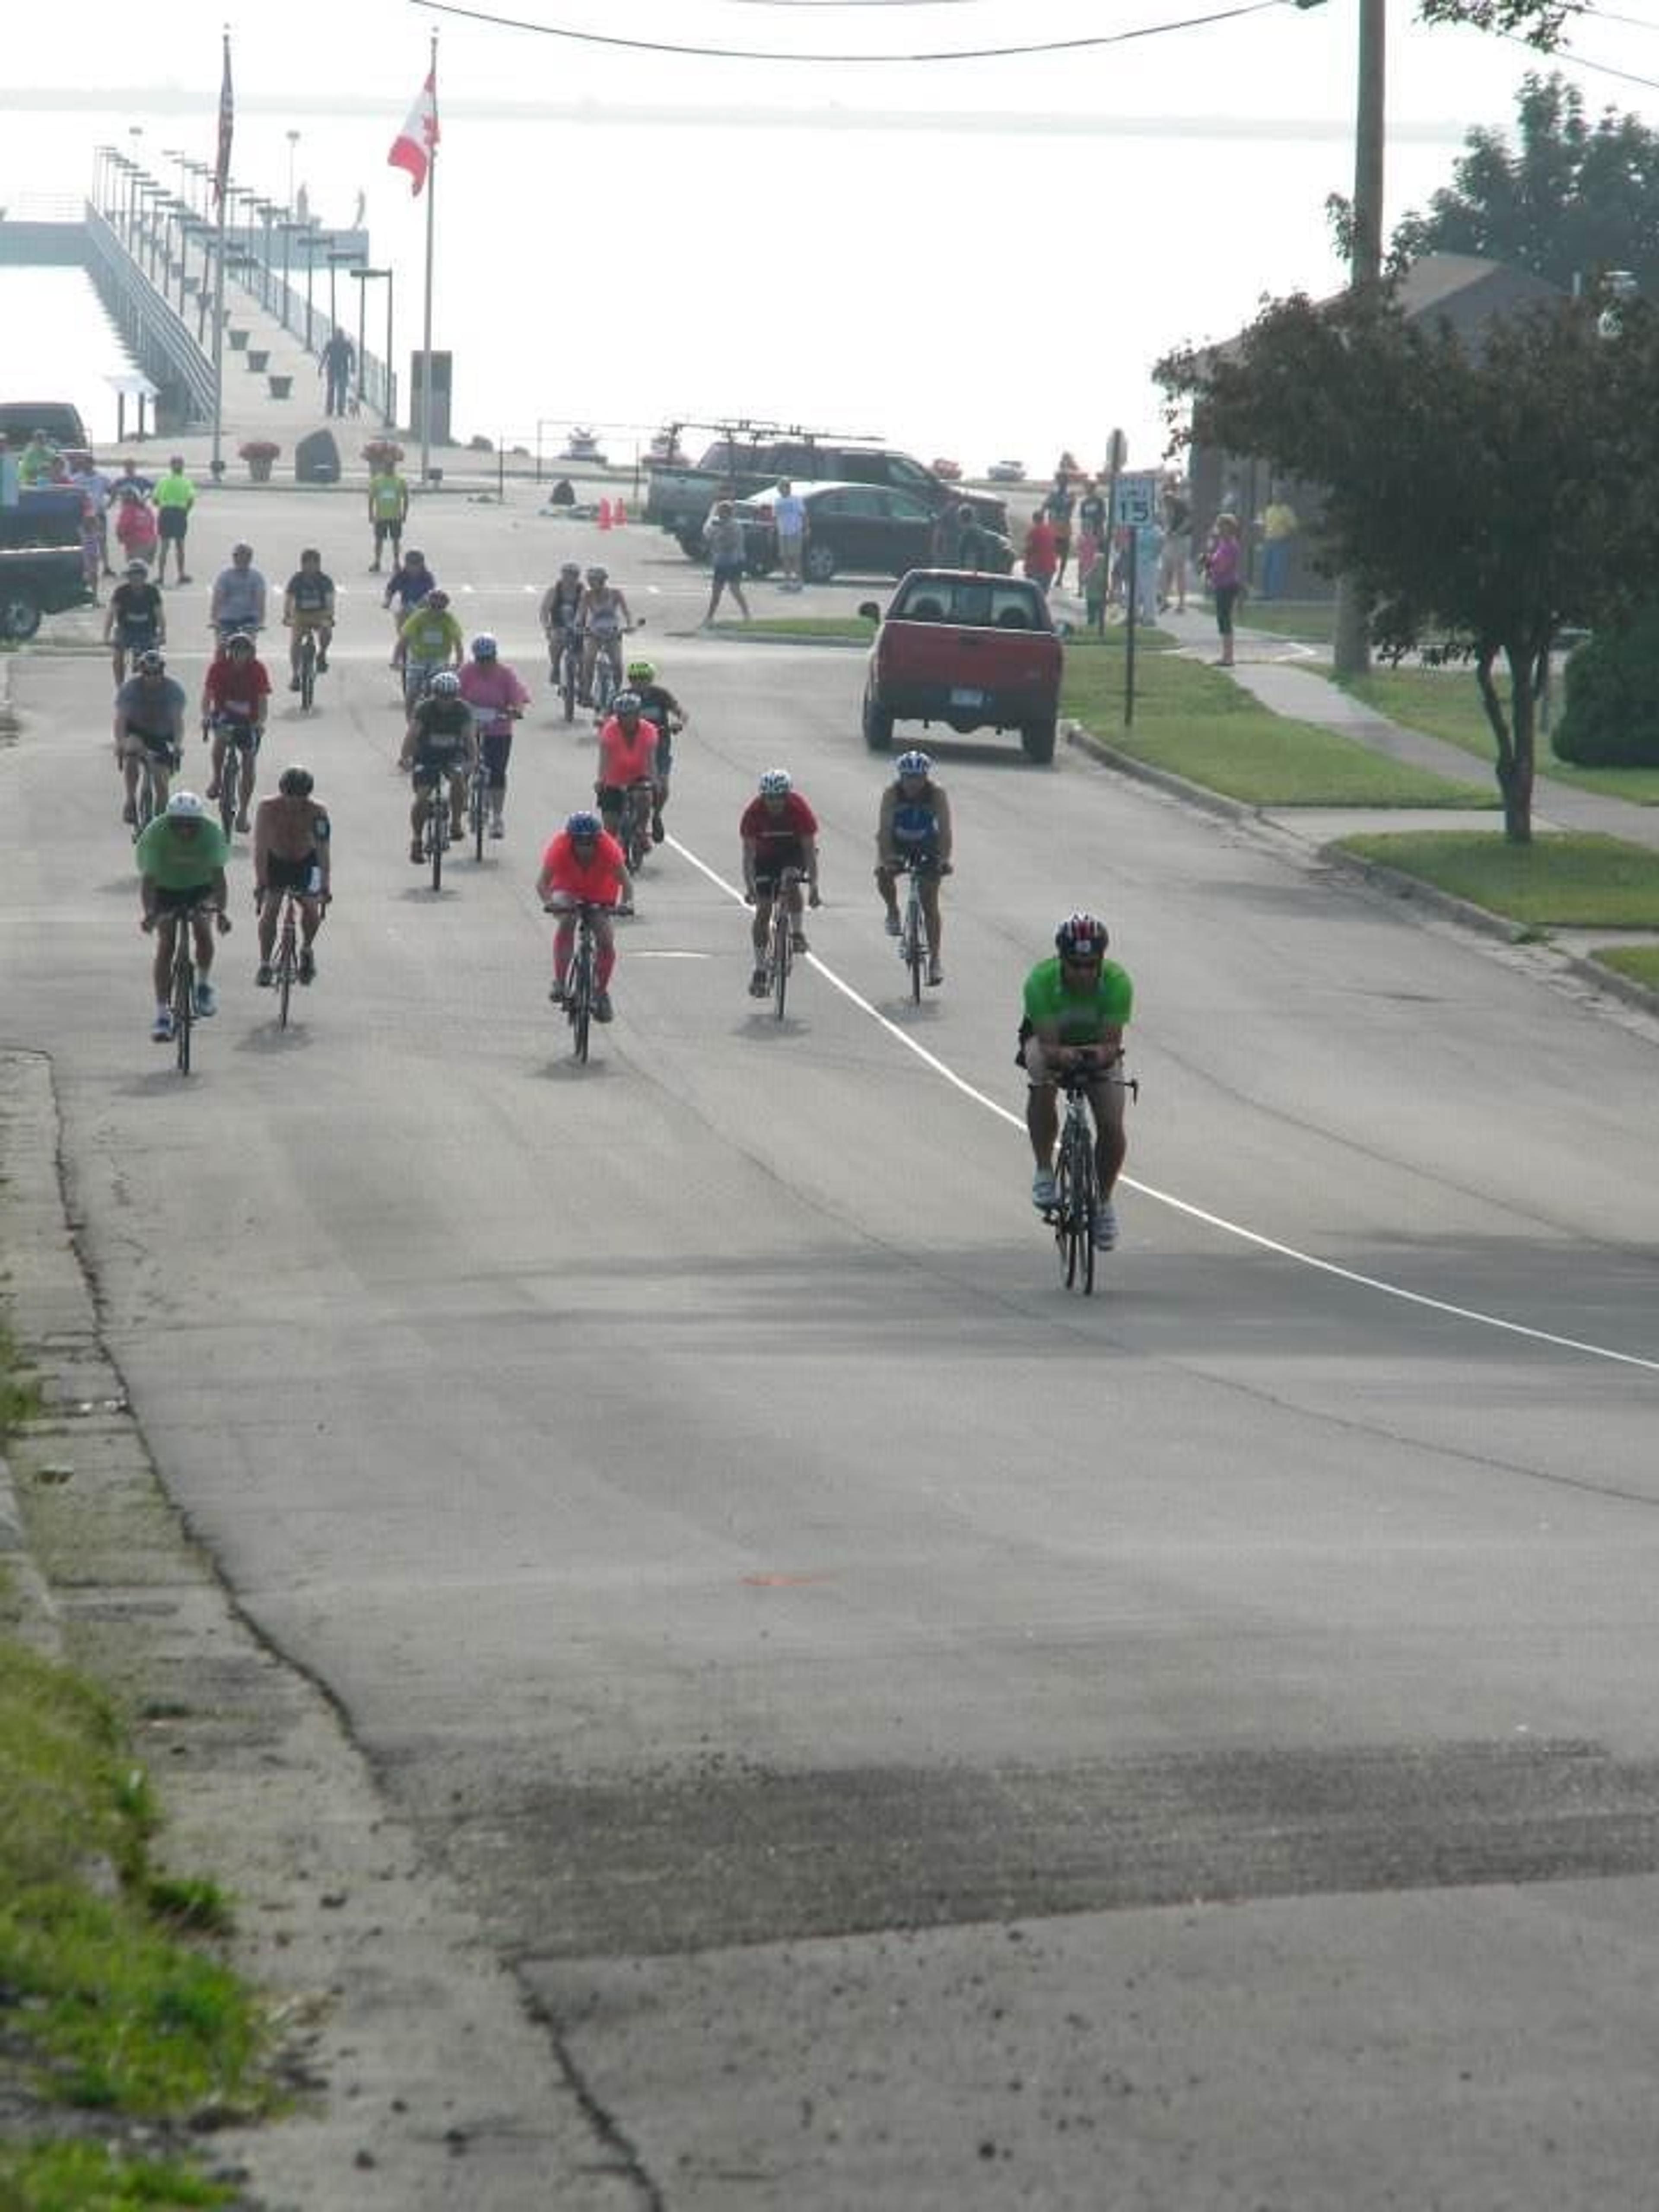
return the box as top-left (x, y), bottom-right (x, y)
top-left (1, 103), bottom-right (1470, 477)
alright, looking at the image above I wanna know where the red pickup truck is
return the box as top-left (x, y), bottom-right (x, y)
top-left (858, 570), bottom-right (1065, 764)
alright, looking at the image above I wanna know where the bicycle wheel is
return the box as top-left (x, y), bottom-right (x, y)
top-left (570, 940), bottom-right (592, 1063)
top-left (471, 775), bottom-right (486, 864)
top-left (430, 800), bottom-right (444, 893)
top-left (299, 636), bottom-right (316, 712)
top-left (772, 909), bottom-right (791, 1022)
top-left (133, 759), bottom-right (153, 840)
top-left (561, 651), bottom-right (577, 723)
top-left (172, 942), bottom-right (194, 1076)
top-left (276, 909), bottom-right (296, 1030)
top-left (218, 744), bottom-right (238, 836)
top-left (905, 887), bottom-right (924, 1005)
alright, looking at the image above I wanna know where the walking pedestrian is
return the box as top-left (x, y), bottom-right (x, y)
top-left (702, 501), bottom-right (752, 626)
top-left (319, 327), bottom-right (356, 418)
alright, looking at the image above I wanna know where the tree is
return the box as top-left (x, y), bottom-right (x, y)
top-left (1157, 286), bottom-right (1659, 842)
top-left (1392, 73), bottom-right (1659, 294)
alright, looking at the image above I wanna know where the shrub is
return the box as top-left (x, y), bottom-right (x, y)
top-left (237, 440), bottom-right (280, 462)
top-left (363, 439), bottom-right (404, 468)
top-left (1554, 608), bottom-right (1659, 766)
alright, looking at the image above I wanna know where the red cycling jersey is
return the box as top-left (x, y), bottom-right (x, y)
top-left (203, 657), bottom-right (271, 720)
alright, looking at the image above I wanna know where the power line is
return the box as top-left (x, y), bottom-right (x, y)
top-left (409, 0), bottom-right (1288, 64)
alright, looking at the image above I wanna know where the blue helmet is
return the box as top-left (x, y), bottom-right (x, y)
top-left (896, 749), bottom-right (932, 779)
top-left (470, 632), bottom-right (498, 660)
top-left (566, 810), bottom-right (602, 839)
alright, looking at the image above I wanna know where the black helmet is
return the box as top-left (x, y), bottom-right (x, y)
top-left (278, 766), bottom-right (315, 798)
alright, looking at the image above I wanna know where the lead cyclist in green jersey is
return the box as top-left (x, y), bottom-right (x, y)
top-left (1022, 912), bottom-right (1134, 1249)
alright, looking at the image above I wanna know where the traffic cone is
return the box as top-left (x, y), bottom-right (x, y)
top-left (597, 497), bottom-right (613, 531)
top-left (614, 497), bottom-right (627, 527)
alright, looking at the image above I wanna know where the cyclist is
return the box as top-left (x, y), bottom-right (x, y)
top-left (136, 789), bottom-right (231, 1042)
top-left (627, 657), bottom-right (686, 843)
top-left (209, 541), bottom-right (267, 648)
top-left (383, 545), bottom-right (437, 637)
top-left (398, 667), bottom-right (475, 861)
top-left (535, 808), bottom-right (628, 1020)
top-left (253, 765), bottom-right (331, 986)
top-left (114, 648), bottom-right (187, 825)
top-left (367, 455), bottom-right (410, 571)
top-left (394, 585), bottom-right (464, 700)
top-left (575, 564), bottom-right (632, 708)
top-left (1022, 912), bottom-right (1134, 1250)
top-left (538, 560), bottom-right (585, 684)
top-left (281, 547), bottom-right (337, 690)
top-left (105, 559), bottom-right (166, 684)
top-left (875, 749), bottom-right (953, 988)
top-left (458, 633), bottom-right (529, 840)
top-left (594, 691), bottom-right (656, 909)
top-left (201, 632), bottom-right (272, 832)
top-left (740, 768), bottom-right (821, 998)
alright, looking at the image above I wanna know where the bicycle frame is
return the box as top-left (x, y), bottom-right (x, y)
top-left (1046, 1061), bottom-right (1138, 1295)
top-left (269, 889), bottom-right (301, 1029)
top-left (896, 861), bottom-right (929, 1005)
top-left (297, 625), bottom-right (318, 712)
top-left (762, 866), bottom-right (808, 1021)
top-left (164, 899), bottom-right (217, 1076)
top-left (563, 902), bottom-right (601, 1062)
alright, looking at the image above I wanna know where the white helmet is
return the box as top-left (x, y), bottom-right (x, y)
top-left (165, 789), bottom-right (207, 818)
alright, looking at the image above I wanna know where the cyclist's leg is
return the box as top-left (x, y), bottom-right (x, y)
top-left (289, 623), bottom-right (303, 679)
top-left (237, 734), bottom-right (259, 827)
top-left (750, 885), bottom-right (774, 986)
top-left (1024, 1046), bottom-right (1061, 1177)
top-left (875, 862), bottom-right (900, 928)
top-left (1088, 1076), bottom-right (1128, 1196)
top-left (207, 725), bottom-right (226, 796)
top-left (151, 914), bottom-right (177, 1007)
top-left (409, 768), bottom-right (431, 854)
top-left (785, 874), bottom-right (808, 949)
top-left (921, 870), bottom-right (944, 960)
top-left (120, 736), bottom-right (142, 813)
top-left (579, 633), bottom-right (597, 700)
top-left (592, 913), bottom-right (617, 992)
top-left (316, 621), bottom-right (332, 670)
top-left (191, 906), bottom-right (217, 980)
top-left (256, 889), bottom-right (280, 965)
top-left (446, 764), bottom-right (467, 835)
top-left (549, 900), bottom-right (577, 993)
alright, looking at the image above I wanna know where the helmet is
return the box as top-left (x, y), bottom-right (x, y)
top-left (165, 789), bottom-right (206, 819)
top-left (278, 765), bottom-right (314, 798)
top-left (585, 564), bottom-right (608, 584)
top-left (1055, 912), bottom-right (1109, 959)
top-left (430, 670), bottom-right (462, 696)
top-left (560, 560), bottom-right (581, 578)
top-left (426, 588), bottom-right (450, 610)
top-left (470, 633), bottom-right (498, 659)
top-left (124, 558), bottom-right (147, 577)
top-left (626, 659), bottom-right (655, 684)
top-left (612, 690), bottom-right (642, 718)
top-left (896, 749), bottom-right (932, 780)
top-left (137, 649), bottom-right (166, 674)
top-left (566, 810), bottom-right (602, 839)
top-left (225, 630), bottom-right (256, 655)
top-left (758, 769), bottom-right (792, 798)
top-left (404, 547), bottom-right (426, 564)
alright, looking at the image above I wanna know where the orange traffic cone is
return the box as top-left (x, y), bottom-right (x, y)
top-left (597, 497), bottom-right (613, 530)
top-left (613, 497), bottom-right (627, 527)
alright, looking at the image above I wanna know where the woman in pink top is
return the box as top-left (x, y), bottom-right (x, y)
top-left (1201, 512), bottom-right (1243, 667)
top-left (457, 634), bottom-right (529, 839)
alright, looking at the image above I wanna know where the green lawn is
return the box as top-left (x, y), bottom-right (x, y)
top-left (1589, 943), bottom-right (1659, 990)
top-left (1337, 830), bottom-right (1659, 927)
top-left (1063, 637), bottom-right (1493, 809)
top-left (1342, 669), bottom-right (1659, 807)
top-left (739, 614), bottom-right (871, 641)
top-left (1236, 598), bottom-right (1338, 645)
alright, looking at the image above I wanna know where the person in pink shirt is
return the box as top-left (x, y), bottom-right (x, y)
top-left (593, 692), bottom-right (658, 903)
top-left (535, 810), bottom-right (629, 1019)
top-left (457, 634), bottom-right (530, 839)
top-left (113, 488), bottom-right (159, 573)
top-left (1022, 510), bottom-right (1059, 597)
top-left (1201, 511), bottom-right (1244, 667)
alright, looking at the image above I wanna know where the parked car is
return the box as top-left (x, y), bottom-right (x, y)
top-left (0, 401), bottom-right (92, 454)
top-left (931, 457), bottom-right (963, 482)
top-left (988, 458), bottom-right (1027, 483)
top-left (858, 569), bottom-right (1066, 764)
top-left (646, 436), bottom-right (1005, 555)
top-left (735, 480), bottom-right (1007, 585)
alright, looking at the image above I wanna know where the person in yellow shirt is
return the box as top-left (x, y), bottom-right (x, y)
top-left (1259, 493), bottom-right (1298, 600)
top-left (367, 463), bottom-right (410, 572)
top-left (394, 588), bottom-right (464, 706)
top-left (152, 457), bottom-right (197, 588)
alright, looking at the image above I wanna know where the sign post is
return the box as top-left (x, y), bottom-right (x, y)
top-left (1112, 469), bottom-right (1159, 727)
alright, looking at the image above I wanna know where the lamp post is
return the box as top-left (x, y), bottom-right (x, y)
top-left (276, 220), bottom-right (301, 336)
top-left (286, 130), bottom-right (300, 210)
top-left (327, 246), bottom-right (363, 352)
top-left (350, 267), bottom-right (394, 425)
top-left (126, 127), bottom-right (143, 241)
top-left (256, 200), bottom-right (277, 311)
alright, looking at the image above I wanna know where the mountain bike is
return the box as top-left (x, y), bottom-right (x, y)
top-left (1045, 1061), bottom-right (1138, 1295)
top-left (548, 899), bottom-right (603, 1064)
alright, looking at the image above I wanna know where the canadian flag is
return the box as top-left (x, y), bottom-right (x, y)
top-left (388, 68), bottom-right (439, 196)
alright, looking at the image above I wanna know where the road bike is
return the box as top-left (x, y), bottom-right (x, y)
top-left (893, 857), bottom-right (945, 1006)
top-left (129, 741), bottom-right (178, 842)
top-left (552, 627), bottom-right (582, 723)
top-left (1043, 1060), bottom-right (1138, 1295)
top-left (402, 658), bottom-right (445, 713)
top-left (262, 886), bottom-right (305, 1029)
top-left (467, 703), bottom-right (512, 860)
top-left (208, 712), bottom-right (259, 836)
top-left (588, 632), bottom-right (623, 720)
top-left (548, 900), bottom-right (603, 1064)
top-left (617, 778), bottom-right (655, 874)
top-left (760, 867), bottom-right (811, 1023)
top-left (162, 899), bottom-right (225, 1076)
top-left (296, 623), bottom-right (320, 713)
top-left (420, 769), bottom-right (455, 892)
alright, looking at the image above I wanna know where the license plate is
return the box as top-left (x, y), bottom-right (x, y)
top-left (949, 686), bottom-right (984, 708)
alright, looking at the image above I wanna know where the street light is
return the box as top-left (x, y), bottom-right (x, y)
top-left (286, 129), bottom-right (301, 210)
top-left (350, 266), bottom-right (394, 426)
top-left (326, 245), bottom-right (363, 345)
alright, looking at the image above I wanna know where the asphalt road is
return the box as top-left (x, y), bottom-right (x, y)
top-left (6, 484), bottom-right (1659, 2209)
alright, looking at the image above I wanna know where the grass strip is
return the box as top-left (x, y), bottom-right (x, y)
top-left (1588, 944), bottom-right (1659, 990)
top-left (738, 614), bottom-right (871, 641)
top-left (1336, 830), bottom-right (1659, 927)
top-left (1063, 637), bottom-right (1493, 809)
top-left (1343, 670), bottom-right (1659, 807)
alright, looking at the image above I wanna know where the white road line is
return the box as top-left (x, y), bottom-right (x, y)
top-left (668, 833), bottom-right (1659, 1376)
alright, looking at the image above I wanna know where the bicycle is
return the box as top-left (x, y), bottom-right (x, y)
top-left (467, 703), bottom-right (510, 861)
top-left (547, 899), bottom-right (603, 1064)
top-left (588, 633), bottom-right (623, 720)
top-left (129, 741), bottom-right (178, 842)
top-left (160, 898), bottom-right (225, 1077)
top-left (296, 624), bottom-right (320, 713)
top-left (1044, 1060), bottom-right (1138, 1296)
top-left (263, 887), bottom-right (302, 1030)
top-left (421, 771), bottom-right (453, 892)
top-left (618, 778), bottom-right (655, 874)
top-left (208, 712), bottom-right (259, 836)
top-left (893, 858), bottom-right (938, 1006)
top-left (402, 658), bottom-right (445, 714)
top-left (552, 627), bottom-right (582, 724)
top-left (760, 866), bottom-right (811, 1023)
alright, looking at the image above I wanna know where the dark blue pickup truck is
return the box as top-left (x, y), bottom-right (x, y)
top-left (0, 489), bottom-right (94, 640)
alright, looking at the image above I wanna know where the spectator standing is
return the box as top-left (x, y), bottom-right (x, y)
top-left (1022, 510), bottom-right (1059, 598)
top-left (17, 429), bottom-right (58, 488)
top-left (319, 327), bottom-right (357, 417)
top-left (1158, 481), bottom-right (1192, 613)
top-left (1042, 473), bottom-right (1077, 588)
top-left (1201, 512), bottom-right (1244, 667)
top-left (152, 456), bottom-right (196, 587)
top-left (108, 459), bottom-right (155, 505)
top-left (367, 457), bottom-right (410, 572)
top-left (702, 501), bottom-right (752, 626)
top-left (1259, 490), bottom-right (1299, 599)
top-left (1076, 477), bottom-right (1107, 593)
top-left (113, 486), bottom-right (159, 573)
top-left (771, 479), bottom-right (807, 592)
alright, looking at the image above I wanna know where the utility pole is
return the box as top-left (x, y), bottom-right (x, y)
top-left (1332, 0), bottom-right (1385, 677)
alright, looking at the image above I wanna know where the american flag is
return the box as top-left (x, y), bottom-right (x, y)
top-left (213, 35), bottom-right (233, 209)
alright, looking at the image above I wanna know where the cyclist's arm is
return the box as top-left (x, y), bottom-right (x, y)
top-left (312, 808), bottom-right (331, 896)
top-left (802, 838), bottom-right (822, 894)
top-left (281, 592), bottom-right (297, 626)
top-left (741, 836), bottom-right (760, 895)
top-left (111, 704), bottom-right (126, 755)
top-left (875, 787), bottom-right (898, 866)
top-left (932, 786), bottom-right (954, 866)
top-left (537, 588), bottom-right (558, 632)
top-left (397, 714), bottom-right (421, 769)
top-left (613, 593), bottom-right (633, 626)
top-left (102, 604), bottom-right (116, 644)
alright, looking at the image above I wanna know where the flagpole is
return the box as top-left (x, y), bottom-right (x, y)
top-left (419, 28), bottom-right (438, 483)
top-left (209, 29), bottom-right (232, 479)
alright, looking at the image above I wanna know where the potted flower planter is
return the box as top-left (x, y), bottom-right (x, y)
top-left (240, 443), bottom-right (280, 483)
top-left (228, 327), bottom-right (249, 350)
top-left (246, 349), bottom-right (270, 373)
top-left (267, 374), bottom-right (293, 400)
